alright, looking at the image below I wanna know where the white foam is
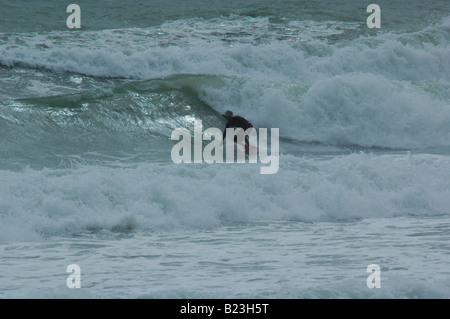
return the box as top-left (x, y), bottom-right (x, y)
top-left (1, 152), bottom-right (450, 243)
top-left (199, 72), bottom-right (450, 148)
top-left (0, 15), bottom-right (448, 82)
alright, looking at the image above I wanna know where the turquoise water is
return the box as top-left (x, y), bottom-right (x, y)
top-left (1, 0), bottom-right (449, 298)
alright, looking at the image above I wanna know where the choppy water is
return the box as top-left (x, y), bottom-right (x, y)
top-left (1, 0), bottom-right (449, 298)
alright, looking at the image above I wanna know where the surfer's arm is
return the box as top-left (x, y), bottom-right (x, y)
top-left (222, 122), bottom-right (230, 140)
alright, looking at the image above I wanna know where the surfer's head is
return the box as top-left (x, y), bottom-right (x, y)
top-left (222, 110), bottom-right (233, 121)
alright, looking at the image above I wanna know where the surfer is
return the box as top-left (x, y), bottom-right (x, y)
top-left (221, 110), bottom-right (254, 150)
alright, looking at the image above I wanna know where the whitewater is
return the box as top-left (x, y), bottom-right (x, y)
top-left (1, 0), bottom-right (449, 298)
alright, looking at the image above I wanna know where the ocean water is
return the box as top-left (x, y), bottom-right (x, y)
top-left (1, 0), bottom-right (450, 299)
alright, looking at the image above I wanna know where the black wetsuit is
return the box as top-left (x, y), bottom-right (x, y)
top-left (222, 116), bottom-right (254, 144)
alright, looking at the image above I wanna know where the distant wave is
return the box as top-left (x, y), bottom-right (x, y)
top-left (0, 15), bottom-right (448, 82)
